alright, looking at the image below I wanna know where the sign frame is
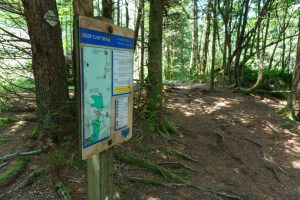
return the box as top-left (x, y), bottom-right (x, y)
top-left (76, 16), bottom-right (134, 160)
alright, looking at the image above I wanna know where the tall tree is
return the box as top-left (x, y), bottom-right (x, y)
top-left (125, 0), bottom-right (129, 28)
top-left (147, 0), bottom-right (164, 127)
top-left (201, 0), bottom-right (212, 74)
top-left (21, 0), bottom-right (69, 132)
top-left (291, 16), bottom-right (300, 121)
top-left (210, 0), bottom-right (217, 90)
top-left (189, 0), bottom-right (198, 76)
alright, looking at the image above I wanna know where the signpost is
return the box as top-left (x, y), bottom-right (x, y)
top-left (76, 16), bottom-right (134, 199)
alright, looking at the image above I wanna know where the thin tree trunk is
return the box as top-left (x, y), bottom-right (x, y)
top-left (134, 0), bottom-right (144, 51)
top-left (140, 0), bottom-right (145, 85)
top-left (147, 0), bottom-right (164, 123)
top-left (181, 27), bottom-right (185, 77)
top-left (117, 0), bottom-right (120, 25)
top-left (210, 0), bottom-right (217, 90)
top-left (233, 0), bottom-right (250, 87)
top-left (245, 12), bottom-right (270, 94)
top-left (201, 0), bottom-right (212, 74)
top-left (268, 42), bottom-right (279, 69)
top-left (189, 0), bottom-right (198, 77)
top-left (125, 0), bottom-right (129, 28)
top-left (291, 16), bottom-right (300, 121)
top-left (21, 0), bottom-right (69, 132)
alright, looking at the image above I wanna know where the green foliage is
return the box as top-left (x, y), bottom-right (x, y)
top-left (73, 153), bottom-right (87, 171)
top-left (0, 78), bottom-right (34, 94)
top-left (0, 115), bottom-right (35, 127)
top-left (242, 67), bottom-right (292, 91)
top-left (0, 159), bottom-right (25, 185)
top-left (0, 117), bottom-right (20, 126)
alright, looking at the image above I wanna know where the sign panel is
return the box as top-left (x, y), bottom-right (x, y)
top-left (82, 46), bottom-right (112, 148)
top-left (77, 16), bottom-right (134, 160)
top-left (112, 50), bottom-right (133, 95)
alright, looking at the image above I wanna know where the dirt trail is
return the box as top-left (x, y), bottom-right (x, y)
top-left (1, 84), bottom-right (300, 200)
top-left (162, 84), bottom-right (300, 200)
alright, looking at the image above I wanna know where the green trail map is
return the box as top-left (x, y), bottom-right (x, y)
top-left (82, 46), bottom-right (112, 147)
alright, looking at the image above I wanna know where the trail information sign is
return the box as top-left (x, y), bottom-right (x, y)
top-left (77, 16), bottom-right (134, 160)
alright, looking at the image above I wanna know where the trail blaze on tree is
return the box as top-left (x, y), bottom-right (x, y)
top-left (21, 0), bottom-right (69, 132)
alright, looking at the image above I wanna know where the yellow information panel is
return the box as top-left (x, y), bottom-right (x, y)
top-left (77, 16), bottom-right (133, 160)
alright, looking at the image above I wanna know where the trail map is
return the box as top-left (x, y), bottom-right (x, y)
top-left (82, 46), bottom-right (112, 147)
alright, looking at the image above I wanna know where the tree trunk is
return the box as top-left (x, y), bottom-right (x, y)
top-left (233, 0), bottom-right (250, 87)
top-left (140, 0), bottom-right (145, 85)
top-left (201, 0), bottom-right (212, 74)
top-left (245, 12), bottom-right (270, 94)
top-left (189, 0), bottom-right (198, 77)
top-left (210, 0), bottom-right (217, 90)
top-left (134, 0), bottom-right (144, 51)
top-left (117, 0), bottom-right (120, 25)
top-left (73, 0), bottom-right (93, 17)
top-left (72, 0), bottom-right (93, 100)
top-left (102, 0), bottom-right (113, 20)
top-left (291, 16), bottom-right (300, 121)
top-left (21, 0), bottom-right (69, 131)
top-left (147, 0), bottom-right (164, 124)
top-left (125, 0), bottom-right (129, 28)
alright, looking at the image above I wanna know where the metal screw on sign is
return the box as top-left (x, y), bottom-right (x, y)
top-left (44, 10), bottom-right (58, 27)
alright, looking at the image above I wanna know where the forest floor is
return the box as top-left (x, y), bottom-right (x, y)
top-left (0, 83), bottom-right (300, 200)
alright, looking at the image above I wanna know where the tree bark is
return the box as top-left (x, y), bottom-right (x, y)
top-left (201, 0), bottom-right (212, 74)
top-left (21, 0), bottom-right (69, 131)
top-left (147, 0), bottom-right (164, 123)
top-left (102, 0), bottom-right (113, 20)
top-left (134, 0), bottom-right (144, 51)
top-left (210, 0), bottom-right (217, 90)
top-left (73, 0), bottom-right (93, 17)
top-left (189, 0), bottom-right (198, 77)
top-left (125, 0), bottom-right (129, 28)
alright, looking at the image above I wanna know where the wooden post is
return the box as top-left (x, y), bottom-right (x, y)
top-left (77, 16), bottom-right (133, 200)
top-left (87, 150), bottom-right (113, 200)
top-left (87, 17), bottom-right (114, 200)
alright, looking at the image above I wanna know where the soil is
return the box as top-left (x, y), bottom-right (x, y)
top-left (0, 84), bottom-right (300, 200)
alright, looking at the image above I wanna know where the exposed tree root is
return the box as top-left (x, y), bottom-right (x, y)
top-left (243, 136), bottom-right (263, 147)
top-left (126, 176), bottom-right (176, 189)
top-left (55, 181), bottom-right (72, 200)
top-left (116, 153), bottom-right (246, 199)
top-left (114, 152), bottom-right (184, 182)
top-left (0, 159), bottom-right (26, 188)
top-left (0, 146), bottom-right (48, 162)
top-left (166, 149), bottom-right (199, 163)
top-left (19, 169), bottom-right (44, 188)
top-left (158, 161), bottom-right (199, 172)
top-left (159, 119), bottom-right (179, 136)
top-left (0, 162), bottom-right (7, 169)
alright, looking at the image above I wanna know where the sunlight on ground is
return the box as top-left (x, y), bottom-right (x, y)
top-left (7, 121), bottom-right (28, 136)
top-left (147, 197), bottom-right (160, 200)
top-left (284, 137), bottom-right (300, 156)
top-left (292, 160), bottom-right (300, 169)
